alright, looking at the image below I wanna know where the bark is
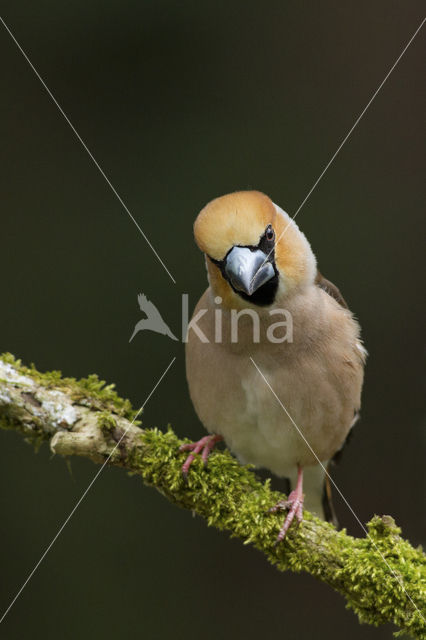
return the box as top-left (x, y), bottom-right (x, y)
top-left (0, 354), bottom-right (424, 638)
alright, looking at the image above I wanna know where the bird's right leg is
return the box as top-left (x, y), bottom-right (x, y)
top-left (269, 464), bottom-right (305, 542)
top-left (179, 434), bottom-right (223, 479)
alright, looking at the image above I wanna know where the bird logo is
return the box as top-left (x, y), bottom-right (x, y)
top-left (129, 293), bottom-right (178, 342)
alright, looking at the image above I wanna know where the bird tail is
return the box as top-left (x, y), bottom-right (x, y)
top-left (164, 327), bottom-right (179, 341)
top-left (322, 464), bottom-right (339, 528)
top-left (320, 420), bottom-right (357, 526)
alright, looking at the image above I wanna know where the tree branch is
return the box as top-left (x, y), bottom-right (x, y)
top-left (0, 353), bottom-right (424, 638)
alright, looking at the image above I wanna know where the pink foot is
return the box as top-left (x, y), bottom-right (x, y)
top-left (179, 434), bottom-right (223, 478)
top-left (269, 465), bottom-right (304, 543)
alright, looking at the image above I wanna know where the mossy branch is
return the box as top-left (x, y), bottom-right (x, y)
top-left (0, 354), bottom-right (424, 638)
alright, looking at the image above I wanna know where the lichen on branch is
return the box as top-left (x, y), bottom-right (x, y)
top-left (0, 353), bottom-right (425, 638)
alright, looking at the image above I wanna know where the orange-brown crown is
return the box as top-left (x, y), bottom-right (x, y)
top-left (194, 191), bottom-right (316, 306)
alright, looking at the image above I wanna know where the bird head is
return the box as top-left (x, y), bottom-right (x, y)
top-left (194, 191), bottom-right (317, 308)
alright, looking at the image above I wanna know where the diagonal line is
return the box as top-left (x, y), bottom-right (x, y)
top-left (0, 16), bottom-right (176, 285)
top-left (290, 16), bottom-right (425, 225)
top-left (252, 16), bottom-right (426, 286)
top-left (0, 356), bottom-right (176, 625)
top-left (250, 357), bottom-right (425, 622)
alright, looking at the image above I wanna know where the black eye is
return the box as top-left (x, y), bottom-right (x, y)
top-left (265, 225), bottom-right (275, 242)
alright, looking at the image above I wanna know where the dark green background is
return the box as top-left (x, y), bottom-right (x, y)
top-left (0, 2), bottom-right (424, 638)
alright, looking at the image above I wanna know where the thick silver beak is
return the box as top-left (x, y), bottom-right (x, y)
top-left (224, 246), bottom-right (275, 296)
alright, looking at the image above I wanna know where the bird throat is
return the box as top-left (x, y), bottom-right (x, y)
top-left (230, 272), bottom-right (279, 306)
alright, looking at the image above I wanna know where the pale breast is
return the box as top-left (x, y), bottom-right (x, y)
top-left (185, 287), bottom-right (364, 478)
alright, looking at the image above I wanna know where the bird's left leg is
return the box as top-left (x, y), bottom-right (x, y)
top-left (179, 434), bottom-right (223, 478)
top-left (269, 465), bottom-right (304, 542)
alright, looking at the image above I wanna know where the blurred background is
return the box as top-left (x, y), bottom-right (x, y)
top-left (0, 2), bottom-right (425, 638)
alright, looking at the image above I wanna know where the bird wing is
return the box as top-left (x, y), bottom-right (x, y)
top-left (137, 293), bottom-right (164, 323)
top-left (315, 273), bottom-right (364, 518)
top-left (315, 270), bottom-right (348, 309)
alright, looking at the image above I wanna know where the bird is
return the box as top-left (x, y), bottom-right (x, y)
top-left (129, 293), bottom-right (178, 342)
top-left (182, 190), bottom-right (366, 541)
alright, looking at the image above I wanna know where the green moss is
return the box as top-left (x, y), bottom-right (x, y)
top-left (0, 352), bottom-right (140, 422)
top-left (124, 428), bottom-right (426, 639)
top-left (1, 354), bottom-right (425, 637)
top-left (97, 411), bottom-right (118, 436)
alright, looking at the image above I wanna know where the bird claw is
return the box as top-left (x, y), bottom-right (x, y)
top-left (270, 489), bottom-right (305, 543)
top-left (179, 435), bottom-right (223, 477)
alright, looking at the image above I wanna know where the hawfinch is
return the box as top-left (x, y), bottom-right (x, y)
top-left (182, 191), bottom-right (366, 540)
